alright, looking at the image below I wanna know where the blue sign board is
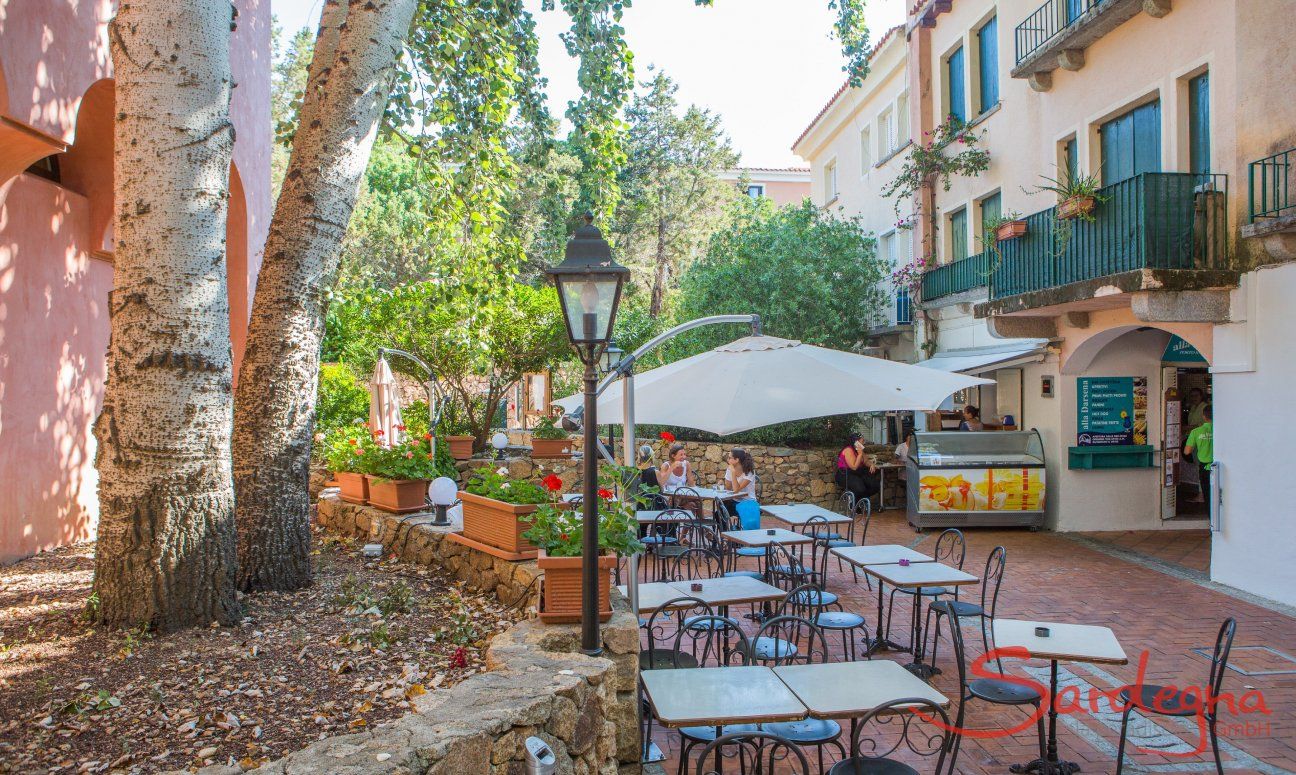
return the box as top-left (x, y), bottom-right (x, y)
top-left (1077, 377), bottom-right (1145, 446)
top-left (1162, 335), bottom-right (1207, 364)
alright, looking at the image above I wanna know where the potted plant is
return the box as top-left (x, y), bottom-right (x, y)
top-left (989, 211), bottom-right (1028, 242)
top-left (1033, 170), bottom-right (1105, 220)
top-left (457, 466), bottom-right (569, 559)
top-left (321, 423), bottom-right (379, 504)
top-left (365, 433), bottom-right (456, 514)
top-left (522, 465), bottom-right (645, 623)
top-left (529, 415), bottom-right (572, 459)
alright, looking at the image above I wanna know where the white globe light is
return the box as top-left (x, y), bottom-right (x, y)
top-left (429, 476), bottom-right (458, 506)
top-left (490, 432), bottom-right (509, 450)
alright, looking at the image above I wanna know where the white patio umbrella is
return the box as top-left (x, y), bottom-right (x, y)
top-left (368, 357), bottom-right (405, 446)
top-left (554, 335), bottom-right (991, 435)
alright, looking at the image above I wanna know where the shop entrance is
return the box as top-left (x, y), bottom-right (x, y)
top-left (1162, 363), bottom-right (1212, 520)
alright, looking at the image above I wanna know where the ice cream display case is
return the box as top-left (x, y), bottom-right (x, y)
top-left (905, 430), bottom-right (1046, 531)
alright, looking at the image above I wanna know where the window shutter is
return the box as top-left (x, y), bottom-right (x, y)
top-left (948, 47), bottom-right (966, 123)
top-left (978, 17), bottom-right (999, 113)
top-left (950, 208), bottom-right (968, 261)
top-left (1189, 73), bottom-right (1210, 175)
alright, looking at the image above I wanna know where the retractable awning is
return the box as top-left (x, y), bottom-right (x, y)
top-left (915, 340), bottom-right (1049, 375)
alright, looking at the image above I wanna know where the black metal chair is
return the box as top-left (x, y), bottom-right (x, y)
top-left (827, 697), bottom-right (956, 775)
top-left (672, 624), bottom-right (757, 774)
top-left (643, 509), bottom-right (694, 581)
top-left (661, 546), bottom-right (723, 582)
top-left (639, 595), bottom-right (713, 761)
top-left (885, 527), bottom-right (966, 642)
top-left (925, 544), bottom-right (1008, 673)
top-left (1116, 617), bottom-right (1237, 774)
top-left (946, 602), bottom-right (1045, 769)
top-left (693, 730), bottom-right (812, 775)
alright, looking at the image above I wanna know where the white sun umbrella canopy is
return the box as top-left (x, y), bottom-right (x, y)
top-left (368, 357), bottom-right (405, 446)
top-left (554, 335), bottom-right (991, 435)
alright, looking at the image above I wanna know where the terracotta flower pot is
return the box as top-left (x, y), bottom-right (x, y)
top-left (366, 476), bottom-right (429, 514)
top-left (1058, 195), bottom-right (1095, 220)
top-left (995, 219), bottom-right (1028, 242)
top-left (530, 437), bottom-right (573, 459)
top-left (458, 492), bottom-right (572, 559)
top-left (446, 435), bottom-right (475, 461)
top-left (335, 471), bottom-right (369, 505)
top-left (537, 550), bottom-right (616, 623)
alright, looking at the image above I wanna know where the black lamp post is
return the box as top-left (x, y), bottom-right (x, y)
top-left (547, 214), bottom-right (629, 656)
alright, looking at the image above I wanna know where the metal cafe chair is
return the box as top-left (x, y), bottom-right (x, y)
top-left (662, 547), bottom-right (723, 583)
top-left (639, 595), bottom-right (714, 761)
top-left (885, 527), bottom-right (966, 642)
top-left (721, 499), bottom-right (767, 581)
top-left (786, 568), bottom-right (871, 662)
top-left (694, 730), bottom-right (812, 775)
top-left (827, 697), bottom-right (956, 775)
top-left (672, 623), bottom-right (755, 775)
top-left (925, 544), bottom-right (1008, 673)
top-left (945, 603), bottom-right (1045, 769)
top-left (643, 508), bottom-right (694, 582)
top-left (1116, 617), bottom-right (1238, 774)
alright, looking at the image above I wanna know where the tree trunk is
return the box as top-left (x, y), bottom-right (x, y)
top-left (649, 208), bottom-right (669, 318)
top-left (232, 0), bottom-right (419, 592)
top-left (92, 0), bottom-right (240, 630)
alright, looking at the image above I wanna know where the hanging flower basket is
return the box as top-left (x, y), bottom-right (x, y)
top-left (536, 551), bottom-right (617, 623)
top-left (995, 219), bottom-right (1028, 241)
top-left (1058, 195), bottom-right (1096, 220)
top-left (446, 435), bottom-right (476, 461)
top-left (365, 477), bottom-right (429, 514)
top-left (334, 471), bottom-right (370, 505)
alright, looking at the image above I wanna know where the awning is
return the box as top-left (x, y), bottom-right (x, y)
top-left (915, 340), bottom-right (1049, 375)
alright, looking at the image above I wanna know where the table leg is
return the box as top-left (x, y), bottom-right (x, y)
top-left (904, 586), bottom-right (941, 678)
top-left (877, 466), bottom-right (887, 511)
top-left (863, 579), bottom-right (907, 655)
top-left (1010, 659), bottom-right (1080, 774)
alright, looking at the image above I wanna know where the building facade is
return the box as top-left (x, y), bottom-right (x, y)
top-left (718, 167), bottom-right (811, 207)
top-left (0, 0), bottom-right (272, 563)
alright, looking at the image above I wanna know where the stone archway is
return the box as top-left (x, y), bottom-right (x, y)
top-left (1061, 322), bottom-right (1212, 375)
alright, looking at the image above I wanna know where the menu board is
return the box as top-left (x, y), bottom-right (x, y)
top-left (1077, 377), bottom-right (1148, 446)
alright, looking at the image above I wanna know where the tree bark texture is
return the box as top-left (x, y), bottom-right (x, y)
top-left (231, 0), bottom-right (418, 592)
top-left (92, 0), bottom-right (240, 630)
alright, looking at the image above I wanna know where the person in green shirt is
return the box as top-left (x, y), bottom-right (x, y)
top-left (1185, 387), bottom-right (1207, 431)
top-left (1184, 404), bottom-right (1213, 504)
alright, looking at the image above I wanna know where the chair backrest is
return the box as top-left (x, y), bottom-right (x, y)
top-left (748, 614), bottom-right (831, 666)
top-left (664, 547), bottom-right (723, 582)
top-left (802, 515), bottom-right (834, 582)
top-left (765, 541), bottom-right (809, 592)
top-left (643, 596), bottom-right (713, 668)
top-left (673, 615), bottom-right (750, 668)
top-left (1207, 617), bottom-right (1238, 706)
top-left (980, 545), bottom-right (1008, 615)
top-left (934, 527), bottom-right (967, 569)
top-left (735, 499), bottom-right (762, 530)
top-left (694, 730), bottom-right (811, 775)
top-left (669, 486), bottom-right (703, 509)
top-left (847, 697), bottom-right (955, 774)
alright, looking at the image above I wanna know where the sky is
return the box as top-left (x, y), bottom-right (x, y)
top-left (270, 0), bottom-right (907, 168)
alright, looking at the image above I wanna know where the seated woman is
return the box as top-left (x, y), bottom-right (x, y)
top-left (959, 405), bottom-right (984, 431)
top-left (836, 433), bottom-right (880, 506)
top-left (662, 443), bottom-right (696, 489)
top-left (634, 444), bottom-right (668, 511)
top-left (723, 448), bottom-right (758, 502)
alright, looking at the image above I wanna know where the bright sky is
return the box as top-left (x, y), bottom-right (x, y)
top-left (271, 0), bottom-right (906, 168)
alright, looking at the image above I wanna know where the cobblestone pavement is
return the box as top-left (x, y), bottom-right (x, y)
top-left (643, 511), bottom-right (1295, 774)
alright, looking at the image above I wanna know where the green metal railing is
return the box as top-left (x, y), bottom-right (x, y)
top-left (1015, 0), bottom-right (1111, 67)
top-left (1249, 148), bottom-right (1295, 222)
top-left (990, 172), bottom-right (1229, 300)
top-left (920, 252), bottom-right (990, 302)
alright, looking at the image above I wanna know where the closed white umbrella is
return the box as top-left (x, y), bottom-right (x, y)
top-left (368, 357), bottom-right (405, 446)
top-left (554, 335), bottom-right (991, 435)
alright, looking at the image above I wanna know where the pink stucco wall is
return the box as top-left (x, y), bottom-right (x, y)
top-left (0, 0), bottom-right (272, 563)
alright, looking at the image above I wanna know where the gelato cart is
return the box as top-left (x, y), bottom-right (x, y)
top-left (905, 430), bottom-right (1047, 532)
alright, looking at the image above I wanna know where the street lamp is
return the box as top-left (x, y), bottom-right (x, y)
top-left (546, 214), bottom-right (630, 656)
top-left (600, 342), bottom-right (625, 376)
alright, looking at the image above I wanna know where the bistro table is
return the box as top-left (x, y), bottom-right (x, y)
top-left (762, 503), bottom-right (854, 531)
top-left (617, 577), bottom-right (785, 617)
top-left (635, 508), bottom-right (696, 524)
top-left (774, 660), bottom-right (951, 756)
top-left (831, 544), bottom-right (934, 568)
top-left (861, 561), bottom-right (979, 676)
top-left (995, 619), bottom-right (1128, 775)
top-left (721, 527), bottom-right (814, 548)
top-left (663, 485), bottom-right (737, 510)
top-left (617, 581), bottom-right (688, 614)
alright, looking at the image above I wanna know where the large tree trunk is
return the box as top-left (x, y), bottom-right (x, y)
top-left (91, 0), bottom-right (240, 630)
top-left (232, 0), bottom-right (418, 592)
top-left (649, 207), bottom-right (669, 318)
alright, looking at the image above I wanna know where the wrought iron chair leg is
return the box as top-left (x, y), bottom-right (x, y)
top-left (1209, 716), bottom-right (1223, 775)
top-left (980, 615), bottom-right (999, 672)
top-left (927, 607), bottom-right (943, 671)
top-left (1116, 705), bottom-right (1134, 774)
top-left (1034, 701), bottom-right (1046, 762)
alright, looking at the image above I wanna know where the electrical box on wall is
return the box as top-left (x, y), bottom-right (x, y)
top-left (1041, 375), bottom-right (1055, 398)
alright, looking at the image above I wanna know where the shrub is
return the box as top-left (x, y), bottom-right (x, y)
top-left (317, 363), bottom-right (369, 435)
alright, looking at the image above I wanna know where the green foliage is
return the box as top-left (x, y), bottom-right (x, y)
top-left (1030, 170), bottom-right (1105, 202)
top-left (320, 423), bottom-right (381, 474)
top-left (462, 465), bottom-right (554, 505)
top-left (317, 363), bottom-right (369, 435)
top-left (270, 23), bottom-right (313, 197)
top-left (521, 464), bottom-right (645, 557)
top-left (531, 415), bottom-right (568, 440)
top-left (368, 435), bottom-right (457, 482)
top-left (882, 116), bottom-right (992, 217)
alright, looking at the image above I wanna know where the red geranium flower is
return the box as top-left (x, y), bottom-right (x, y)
top-left (449, 646), bottom-right (468, 669)
top-left (348, 438), bottom-right (358, 445)
top-left (425, 453), bottom-right (433, 459)
top-left (560, 533), bottom-right (569, 541)
top-left (542, 474), bottom-right (564, 492)
top-left (373, 429), bottom-right (385, 436)
top-left (597, 488), bottom-right (613, 500)
top-left (395, 424), bottom-right (406, 432)
top-left (423, 432), bottom-right (433, 441)
top-left (659, 431), bottom-right (676, 443)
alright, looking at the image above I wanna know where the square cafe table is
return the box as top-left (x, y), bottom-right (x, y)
top-left (721, 527), bottom-right (814, 547)
top-left (761, 504), bottom-right (854, 530)
top-left (617, 581), bottom-right (689, 615)
top-left (862, 561), bottom-right (979, 676)
top-left (636, 508), bottom-right (696, 524)
top-left (831, 544), bottom-right (934, 568)
top-left (667, 575), bottom-right (784, 613)
top-left (994, 619), bottom-right (1128, 775)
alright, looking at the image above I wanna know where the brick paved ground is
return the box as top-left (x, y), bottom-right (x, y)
top-left (1083, 529), bottom-right (1213, 575)
top-left (642, 512), bottom-right (1295, 774)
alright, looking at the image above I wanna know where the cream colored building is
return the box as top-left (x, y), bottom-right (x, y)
top-left (717, 167), bottom-right (811, 207)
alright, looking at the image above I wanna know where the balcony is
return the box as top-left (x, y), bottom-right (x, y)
top-left (1241, 147), bottom-right (1296, 262)
top-left (1011, 0), bottom-right (1171, 91)
top-left (977, 172), bottom-right (1235, 320)
top-left (920, 252), bottom-right (990, 304)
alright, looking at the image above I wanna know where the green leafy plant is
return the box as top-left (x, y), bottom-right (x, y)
top-left (882, 116), bottom-right (992, 216)
top-left (378, 580), bottom-right (415, 617)
top-left (316, 363), bottom-right (370, 435)
top-left (332, 574), bottom-right (375, 611)
top-left (1028, 170), bottom-right (1108, 256)
top-left (320, 423), bottom-right (381, 474)
top-left (463, 465), bottom-right (553, 505)
top-left (977, 211), bottom-right (1025, 274)
top-left (531, 415), bottom-right (568, 440)
top-left (521, 464), bottom-right (645, 558)
top-left (367, 435), bottom-right (457, 482)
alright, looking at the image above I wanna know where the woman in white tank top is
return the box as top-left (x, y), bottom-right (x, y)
top-left (663, 443), bottom-right (695, 489)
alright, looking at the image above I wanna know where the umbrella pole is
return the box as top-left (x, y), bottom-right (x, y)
top-left (620, 372), bottom-right (639, 618)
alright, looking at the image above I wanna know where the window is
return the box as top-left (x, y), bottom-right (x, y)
top-left (879, 107), bottom-right (895, 155)
top-left (24, 155), bottom-right (62, 184)
top-left (1100, 101), bottom-right (1160, 185)
top-left (978, 17), bottom-right (999, 113)
top-left (949, 207), bottom-right (968, 262)
top-left (980, 192), bottom-right (1002, 234)
top-left (896, 287), bottom-right (913, 325)
top-left (860, 127), bottom-right (872, 172)
top-left (897, 93), bottom-right (910, 149)
top-left (745, 184), bottom-right (765, 199)
top-left (947, 46), bottom-right (966, 123)
top-left (1063, 137), bottom-right (1078, 183)
top-left (824, 160), bottom-right (838, 201)
top-left (1188, 72), bottom-right (1210, 175)
top-left (1066, 0), bottom-right (1084, 24)
top-left (879, 231), bottom-right (896, 267)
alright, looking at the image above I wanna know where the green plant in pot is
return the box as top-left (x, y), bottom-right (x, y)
top-left (321, 422), bottom-right (380, 504)
top-left (1029, 170), bottom-right (1108, 258)
top-left (456, 465), bottom-right (567, 559)
top-left (977, 211), bottom-right (1025, 274)
top-left (529, 415), bottom-right (573, 459)
top-left (440, 399), bottom-right (478, 461)
top-left (365, 434), bottom-right (457, 514)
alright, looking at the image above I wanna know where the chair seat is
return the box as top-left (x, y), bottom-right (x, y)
top-left (968, 677), bottom-right (1043, 705)
top-left (828, 758), bottom-right (919, 775)
top-left (641, 535), bottom-right (677, 545)
top-left (808, 530), bottom-right (842, 541)
top-left (826, 538), bottom-right (856, 548)
top-left (639, 648), bottom-right (698, 671)
top-left (751, 636), bottom-right (797, 661)
top-left (791, 589), bottom-right (839, 607)
top-left (816, 611), bottom-right (866, 629)
top-left (678, 723), bottom-right (759, 742)
top-left (763, 718), bottom-right (842, 743)
top-left (682, 615), bottom-right (730, 631)
top-left (1118, 684), bottom-right (1201, 716)
top-left (893, 585), bottom-right (949, 597)
top-left (735, 546), bottom-right (766, 557)
top-left (930, 599), bottom-right (985, 618)
top-left (722, 570), bottom-right (763, 580)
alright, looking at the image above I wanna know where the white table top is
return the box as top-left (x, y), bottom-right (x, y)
top-left (635, 509), bottom-right (696, 524)
top-left (831, 544), bottom-right (934, 567)
top-left (862, 561), bottom-right (979, 588)
top-left (721, 528), bottom-right (814, 547)
top-left (617, 582), bottom-right (695, 614)
top-left (665, 485), bottom-right (737, 501)
top-left (666, 576), bottom-right (785, 607)
top-left (641, 666), bottom-right (806, 727)
top-left (993, 619), bottom-right (1128, 665)
top-left (762, 504), bottom-right (853, 526)
top-left (774, 661), bottom-right (950, 718)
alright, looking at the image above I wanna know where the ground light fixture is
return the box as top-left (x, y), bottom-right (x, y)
top-left (490, 431), bottom-right (509, 460)
top-left (546, 214), bottom-right (630, 656)
top-left (428, 476), bottom-right (457, 527)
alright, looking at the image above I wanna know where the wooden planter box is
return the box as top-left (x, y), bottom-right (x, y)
top-left (457, 492), bottom-right (571, 560)
top-left (537, 551), bottom-right (616, 624)
top-left (530, 437), bottom-right (573, 459)
top-left (365, 477), bottom-right (429, 514)
top-left (446, 435), bottom-right (475, 461)
top-left (1058, 195), bottom-right (1095, 220)
top-left (335, 471), bottom-right (369, 505)
top-left (995, 219), bottom-right (1028, 242)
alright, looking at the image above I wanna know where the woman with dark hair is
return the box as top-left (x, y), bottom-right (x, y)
top-left (662, 442), bottom-right (695, 489)
top-left (723, 448), bottom-right (758, 501)
top-left (635, 444), bottom-right (668, 511)
top-left (959, 405), bottom-right (984, 431)
top-left (836, 432), bottom-right (880, 503)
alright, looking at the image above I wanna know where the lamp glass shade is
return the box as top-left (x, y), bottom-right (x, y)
top-left (429, 477), bottom-right (458, 506)
top-left (555, 273), bottom-right (622, 344)
top-left (490, 431), bottom-right (510, 450)
top-left (601, 344), bottom-right (624, 374)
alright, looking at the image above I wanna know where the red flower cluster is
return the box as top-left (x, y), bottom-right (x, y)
top-left (597, 488), bottom-right (613, 500)
top-left (541, 474), bottom-right (564, 492)
top-left (423, 432), bottom-right (433, 441)
top-left (659, 431), bottom-right (676, 443)
top-left (449, 646), bottom-right (468, 669)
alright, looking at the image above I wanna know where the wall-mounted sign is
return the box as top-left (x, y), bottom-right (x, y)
top-left (1041, 375), bottom-right (1055, 398)
top-left (1162, 335), bottom-right (1207, 364)
top-left (1077, 376), bottom-right (1148, 446)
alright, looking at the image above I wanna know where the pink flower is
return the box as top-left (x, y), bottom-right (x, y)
top-left (405, 451), bottom-right (414, 459)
